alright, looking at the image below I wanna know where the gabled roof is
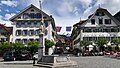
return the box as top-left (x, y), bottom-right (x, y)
top-left (97, 8), bottom-right (120, 26)
top-left (73, 20), bottom-right (87, 27)
top-left (79, 7), bottom-right (120, 26)
top-left (0, 24), bottom-right (11, 33)
top-left (9, 4), bottom-right (56, 31)
top-left (10, 4), bottom-right (52, 21)
top-left (114, 11), bottom-right (120, 22)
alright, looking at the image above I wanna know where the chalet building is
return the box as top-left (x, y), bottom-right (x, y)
top-left (10, 4), bottom-right (56, 44)
top-left (0, 24), bottom-right (12, 43)
top-left (71, 7), bottom-right (120, 48)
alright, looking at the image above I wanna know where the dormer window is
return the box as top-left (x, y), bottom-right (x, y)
top-left (99, 19), bottom-right (103, 24)
top-left (91, 19), bottom-right (95, 25)
top-left (31, 9), bottom-right (34, 12)
top-left (105, 19), bottom-right (111, 24)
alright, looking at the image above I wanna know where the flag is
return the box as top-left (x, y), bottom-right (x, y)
top-left (55, 26), bottom-right (62, 32)
top-left (66, 26), bottom-right (71, 31)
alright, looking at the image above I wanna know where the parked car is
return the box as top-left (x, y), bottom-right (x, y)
top-left (3, 50), bottom-right (32, 61)
top-left (15, 50), bottom-right (32, 60)
top-left (33, 52), bottom-right (38, 60)
top-left (3, 51), bottom-right (15, 61)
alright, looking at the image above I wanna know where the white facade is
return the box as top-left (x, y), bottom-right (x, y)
top-left (10, 4), bottom-right (56, 44)
top-left (72, 7), bottom-right (120, 47)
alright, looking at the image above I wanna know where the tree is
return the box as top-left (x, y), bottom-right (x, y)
top-left (0, 42), bottom-right (12, 56)
top-left (80, 40), bottom-right (91, 46)
top-left (95, 38), bottom-right (107, 51)
top-left (111, 38), bottom-right (120, 51)
top-left (12, 43), bottom-right (25, 51)
top-left (95, 38), bottom-right (107, 46)
top-left (111, 38), bottom-right (120, 45)
top-left (45, 39), bottom-right (55, 55)
top-left (45, 39), bottom-right (54, 48)
top-left (80, 40), bottom-right (91, 50)
top-left (27, 41), bottom-right (39, 55)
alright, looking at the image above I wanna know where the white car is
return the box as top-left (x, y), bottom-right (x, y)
top-left (33, 52), bottom-right (38, 60)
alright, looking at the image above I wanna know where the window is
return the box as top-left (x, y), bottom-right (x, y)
top-left (93, 29), bottom-right (98, 32)
top-left (37, 22), bottom-right (40, 27)
top-left (31, 9), bottom-right (34, 12)
top-left (15, 39), bottom-right (21, 43)
top-left (27, 22), bottom-right (31, 27)
top-left (99, 19), bottom-right (103, 24)
top-left (23, 39), bottom-right (27, 44)
top-left (105, 19), bottom-right (111, 24)
top-left (29, 39), bottom-right (34, 41)
top-left (29, 30), bottom-right (34, 35)
top-left (95, 12), bottom-right (105, 16)
top-left (23, 30), bottom-right (28, 36)
top-left (23, 13), bottom-right (29, 19)
top-left (16, 30), bottom-right (22, 36)
top-left (44, 21), bottom-right (48, 27)
top-left (16, 22), bottom-right (21, 28)
top-left (35, 29), bottom-right (40, 35)
top-left (111, 28), bottom-right (115, 32)
top-left (34, 22), bottom-right (37, 27)
top-left (35, 39), bottom-right (39, 42)
top-left (29, 13), bottom-right (35, 18)
top-left (36, 13), bottom-right (41, 18)
top-left (21, 22), bottom-right (25, 27)
top-left (91, 19), bottom-right (95, 25)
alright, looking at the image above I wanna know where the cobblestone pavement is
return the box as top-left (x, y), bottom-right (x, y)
top-left (66, 56), bottom-right (120, 68)
top-left (1, 56), bottom-right (120, 68)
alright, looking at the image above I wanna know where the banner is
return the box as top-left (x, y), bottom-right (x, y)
top-left (66, 26), bottom-right (71, 31)
top-left (55, 26), bottom-right (62, 32)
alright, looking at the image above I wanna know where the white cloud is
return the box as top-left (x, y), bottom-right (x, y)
top-left (79, 0), bottom-right (92, 8)
top-left (0, 13), bottom-right (15, 26)
top-left (0, 15), bottom-right (12, 26)
top-left (2, 0), bottom-right (120, 34)
top-left (1, 1), bottom-right (18, 7)
top-left (54, 16), bottom-right (80, 34)
top-left (94, 0), bottom-right (120, 15)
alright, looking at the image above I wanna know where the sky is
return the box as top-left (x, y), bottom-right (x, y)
top-left (0, 0), bottom-right (120, 35)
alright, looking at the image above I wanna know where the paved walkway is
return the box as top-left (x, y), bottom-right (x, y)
top-left (66, 56), bottom-right (120, 68)
top-left (1, 56), bottom-right (120, 68)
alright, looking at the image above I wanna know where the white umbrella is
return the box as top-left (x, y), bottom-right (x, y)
top-left (89, 44), bottom-right (94, 48)
top-left (107, 41), bottom-right (111, 46)
top-left (92, 42), bottom-right (96, 46)
top-left (103, 44), bottom-right (107, 47)
top-left (88, 44), bottom-right (93, 51)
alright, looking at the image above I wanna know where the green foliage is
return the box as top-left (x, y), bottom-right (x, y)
top-left (80, 40), bottom-right (91, 46)
top-left (0, 42), bottom-right (12, 56)
top-left (12, 43), bottom-right (25, 51)
top-left (96, 38), bottom-right (107, 46)
top-left (27, 41), bottom-right (39, 55)
top-left (45, 39), bottom-right (54, 48)
top-left (111, 38), bottom-right (120, 44)
top-left (0, 42), bottom-right (11, 50)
